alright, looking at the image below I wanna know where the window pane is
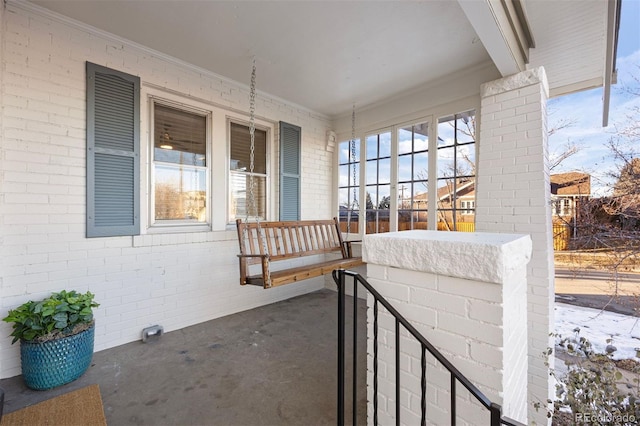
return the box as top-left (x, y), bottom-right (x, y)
top-left (338, 137), bottom-right (361, 233)
top-left (437, 147), bottom-right (455, 179)
top-left (339, 188), bottom-right (350, 209)
top-left (379, 132), bottom-right (391, 158)
top-left (398, 155), bottom-right (412, 182)
top-left (413, 152), bottom-right (428, 181)
top-left (456, 145), bottom-right (475, 176)
top-left (396, 121), bottom-right (429, 232)
top-left (398, 127), bottom-right (413, 155)
top-left (230, 123), bottom-right (267, 174)
top-left (154, 104), bottom-right (206, 167)
top-left (437, 117), bottom-right (455, 148)
top-left (230, 172), bottom-right (266, 219)
top-left (366, 135), bottom-right (378, 160)
top-left (437, 110), bottom-right (476, 232)
top-left (339, 164), bottom-right (350, 187)
top-left (339, 139), bottom-right (360, 164)
top-left (155, 164), bottom-right (206, 222)
top-left (340, 163), bottom-right (360, 187)
top-left (378, 185), bottom-right (390, 209)
top-left (378, 158), bottom-right (391, 184)
top-left (456, 113), bottom-right (475, 143)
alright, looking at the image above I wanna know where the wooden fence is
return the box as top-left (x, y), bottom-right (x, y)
top-left (340, 219), bottom-right (572, 251)
top-left (553, 223), bottom-right (571, 251)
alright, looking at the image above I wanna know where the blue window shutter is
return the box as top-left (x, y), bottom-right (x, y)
top-left (86, 62), bottom-right (140, 237)
top-left (279, 122), bottom-right (301, 221)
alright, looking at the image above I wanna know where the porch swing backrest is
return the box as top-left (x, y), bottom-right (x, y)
top-left (236, 218), bottom-right (363, 289)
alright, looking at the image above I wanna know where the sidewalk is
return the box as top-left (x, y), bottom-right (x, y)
top-left (554, 255), bottom-right (640, 317)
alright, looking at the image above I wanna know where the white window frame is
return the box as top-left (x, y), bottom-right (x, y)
top-left (148, 97), bottom-right (212, 232)
top-left (227, 117), bottom-right (272, 223)
top-left (336, 106), bottom-right (479, 235)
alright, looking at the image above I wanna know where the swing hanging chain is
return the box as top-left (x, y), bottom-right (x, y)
top-left (244, 58), bottom-right (271, 287)
top-left (247, 58), bottom-right (257, 222)
top-left (347, 104), bottom-right (357, 236)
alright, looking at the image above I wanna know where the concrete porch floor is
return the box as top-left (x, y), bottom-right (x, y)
top-left (1, 289), bottom-right (367, 425)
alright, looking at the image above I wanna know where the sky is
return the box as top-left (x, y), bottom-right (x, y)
top-left (548, 0), bottom-right (640, 196)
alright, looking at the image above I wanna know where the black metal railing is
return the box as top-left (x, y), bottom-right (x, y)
top-left (333, 269), bottom-right (524, 426)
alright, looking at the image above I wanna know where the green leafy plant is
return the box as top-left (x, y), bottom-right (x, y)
top-left (535, 329), bottom-right (640, 425)
top-left (3, 290), bottom-right (99, 344)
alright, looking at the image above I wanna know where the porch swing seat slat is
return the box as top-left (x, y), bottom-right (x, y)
top-left (236, 218), bottom-right (364, 289)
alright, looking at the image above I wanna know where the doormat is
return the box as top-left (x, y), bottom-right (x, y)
top-left (1, 384), bottom-right (106, 426)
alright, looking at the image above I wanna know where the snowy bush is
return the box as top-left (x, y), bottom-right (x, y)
top-left (536, 329), bottom-right (640, 425)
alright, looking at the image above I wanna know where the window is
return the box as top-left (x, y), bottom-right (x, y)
top-left (152, 103), bottom-right (209, 225)
top-left (86, 62), bottom-right (140, 237)
top-left (398, 122), bottom-right (429, 230)
top-left (460, 200), bottom-right (475, 215)
top-left (338, 138), bottom-right (360, 233)
top-left (436, 111), bottom-right (476, 231)
top-left (554, 198), bottom-right (572, 216)
top-left (336, 109), bottom-right (476, 235)
top-left (229, 122), bottom-right (268, 221)
top-left (365, 131), bottom-right (391, 234)
top-left (563, 199), bottom-right (572, 216)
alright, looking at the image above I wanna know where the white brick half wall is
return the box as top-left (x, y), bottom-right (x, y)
top-left (475, 67), bottom-right (554, 425)
top-left (363, 230), bottom-right (531, 425)
top-left (0, 3), bottom-right (334, 378)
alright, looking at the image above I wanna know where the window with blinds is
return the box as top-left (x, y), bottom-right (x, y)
top-left (152, 103), bottom-right (209, 225)
top-left (229, 122), bottom-right (267, 221)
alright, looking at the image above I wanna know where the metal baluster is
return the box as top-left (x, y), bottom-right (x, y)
top-left (490, 403), bottom-right (502, 426)
top-left (337, 270), bottom-right (345, 426)
top-left (373, 299), bottom-right (378, 426)
top-left (353, 277), bottom-right (358, 425)
top-left (421, 346), bottom-right (426, 426)
top-left (396, 319), bottom-right (400, 426)
top-left (451, 373), bottom-right (456, 426)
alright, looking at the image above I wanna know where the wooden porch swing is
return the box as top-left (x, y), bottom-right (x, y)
top-left (236, 61), bottom-right (362, 289)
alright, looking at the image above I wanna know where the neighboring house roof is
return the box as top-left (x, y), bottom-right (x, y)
top-left (409, 173), bottom-right (591, 204)
top-left (550, 172), bottom-right (591, 197)
top-left (408, 179), bottom-right (475, 204)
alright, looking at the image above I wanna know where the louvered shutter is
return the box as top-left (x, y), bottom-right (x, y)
top-left (279, 122), bottom-right (301, 220)
top-left (86, 62), bottom-right (140, 237)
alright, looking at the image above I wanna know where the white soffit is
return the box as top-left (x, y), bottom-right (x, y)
top-left (526, 0), bottom-right (609, 98)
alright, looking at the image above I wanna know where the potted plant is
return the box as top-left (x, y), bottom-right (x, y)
top-left (2, 290), bottom-right (99, 390)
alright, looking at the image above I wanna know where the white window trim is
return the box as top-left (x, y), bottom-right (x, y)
top-left (140, 86), bottom-right (277, 234)
top-left (148, 97), bottom-right (212, 232)
top-left (336, 105), bottom-right (480, 235)
top-left (226, 117), bottom-right (273, 224)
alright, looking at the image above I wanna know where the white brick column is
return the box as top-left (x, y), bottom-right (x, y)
top-left (475, 67), bottom-right (553, 425)
top-left (363, 231), bottom-right (531, 425)
top-left (0, 0), bottom-right (6, 380)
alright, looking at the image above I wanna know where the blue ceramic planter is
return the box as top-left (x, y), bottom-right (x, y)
top-left (20, 325), bottom-right (95, 390)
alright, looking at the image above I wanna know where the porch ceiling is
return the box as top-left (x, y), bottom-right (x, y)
top-left (29, 0), bottom-right (613, 119)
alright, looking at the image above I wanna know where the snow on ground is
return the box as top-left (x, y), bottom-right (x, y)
top-left (555, 302), bottom-right (640, 361)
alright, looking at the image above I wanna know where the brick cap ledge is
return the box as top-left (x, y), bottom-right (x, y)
top-left (480, 66), bottom-right (549, 98)
top-left (363, 230), bottom-right (532, 284)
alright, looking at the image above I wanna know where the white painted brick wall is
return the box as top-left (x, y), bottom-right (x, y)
top-left (363, 231), bottom-right (530, 425)
top-left (476, 67), bottom-right (553, 425)
top-left (0, 3), bottom-right (335, 378)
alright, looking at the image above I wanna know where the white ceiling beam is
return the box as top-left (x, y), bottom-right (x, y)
top-left (458, 0), bottom-right (532, 77)
top-left (602, 0), bottom-right (621, 127)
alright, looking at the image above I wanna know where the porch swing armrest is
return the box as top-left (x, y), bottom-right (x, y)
top-left (237, 254), bottom-right (270, 259)
top-left (341, 240), bottom-right (362, 259)
top-left (237, 253), bottom-right (271, 287)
